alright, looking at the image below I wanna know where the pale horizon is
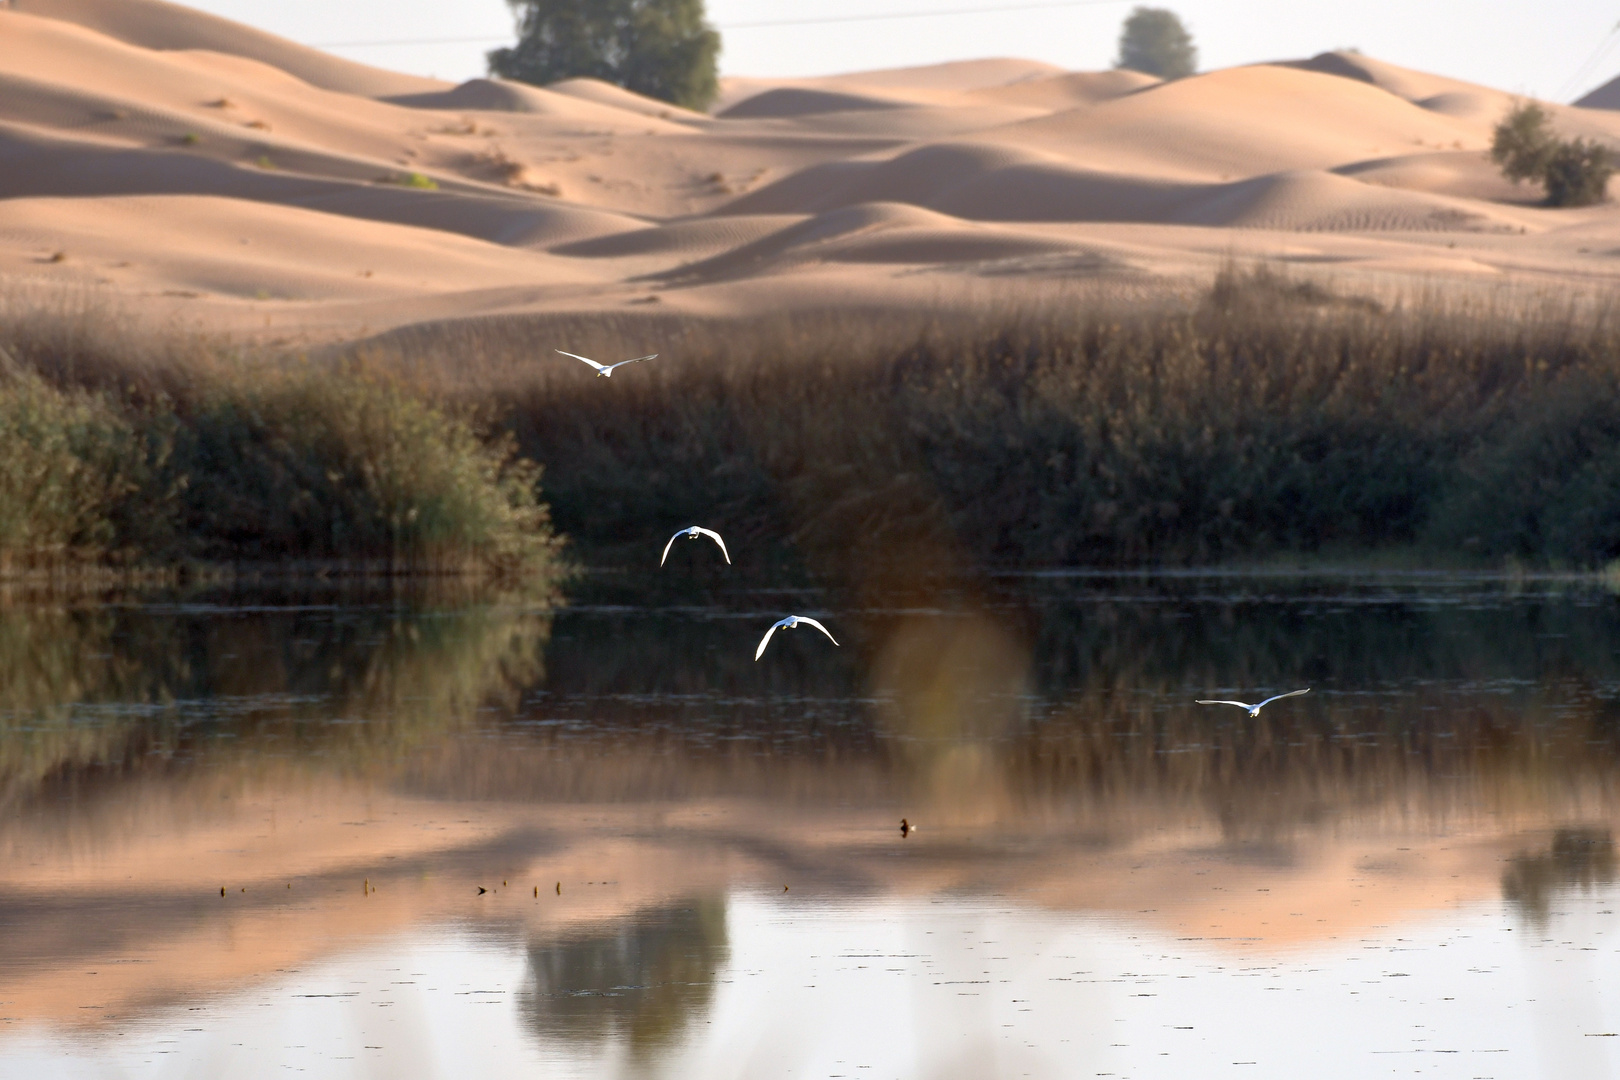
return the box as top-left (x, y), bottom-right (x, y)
top-left (164, 0), bottom-right (1618, 105)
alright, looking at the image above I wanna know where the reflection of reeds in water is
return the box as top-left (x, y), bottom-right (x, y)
top-left (0, 585), bottom-right (552, 809)
top-left (519, 898), bottom-right (728, 1060)
top-left (6, 579), bottom-right (1620, 840)
top-left (402, 579), bottom-right (1620, 839)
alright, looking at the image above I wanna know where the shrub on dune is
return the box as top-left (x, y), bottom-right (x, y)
top-left (1492, 102), bottom-right (1614, 207)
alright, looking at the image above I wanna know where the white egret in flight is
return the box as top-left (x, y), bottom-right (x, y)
top-left (556, 350), bottom-right (657, 377)
top-left (661, 526), bottom-right (731, 566)
top-left (755, 616), bottom-right (839, 661)
top-left (1195, 688), bottom-right (1310, 717)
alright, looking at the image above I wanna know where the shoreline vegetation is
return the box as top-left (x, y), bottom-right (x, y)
top-left (6, 265), bottom-right (1620, 586)
top-left (0, 301), bottom-right (567, 587)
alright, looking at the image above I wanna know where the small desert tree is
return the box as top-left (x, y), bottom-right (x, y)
top-left (1545, 138), bottom-right (1616, 207)
top-left (1490, 102), bottom-right (1557, 184)
top-left (490, 0), bottom-right (720, 111)
top-left (1492, 102), bottom-right (1615, 207)
top-left (1115, 7), bottom-right (1197, 80)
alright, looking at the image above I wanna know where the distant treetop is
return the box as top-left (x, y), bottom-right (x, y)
top-left (489, 0), bottom-right (721, 112)
top-left (1115, 6), bottom-right (1197, 81)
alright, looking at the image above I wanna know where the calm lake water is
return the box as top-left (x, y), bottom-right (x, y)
top-left (2, 573), bottom-right (1620, 1079)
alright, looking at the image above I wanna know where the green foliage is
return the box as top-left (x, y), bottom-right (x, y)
top-left (1492, 102), bottom-right (1614, 207)
top-left (1427, 370), bottom-right (1620, 561)
top-left (1491, 102), bottom-right (1556, 184)
top-left (1115, 6), bottom-right (1196, 80)
top-left (0, 355), bottom-right (168, 563)
top-left (1544, 137), bottom-right (1615, 207)
top-left (174, 370), bottom-right (562, 573)
top-left (0, 308), bottom-right (566, 577)
top-left (399, 171), bottom-right (439, 190)
top-left (490, 0), bottom-right (720, 111)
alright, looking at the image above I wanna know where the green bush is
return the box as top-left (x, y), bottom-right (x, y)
top-left (1426, 371), bottom-right (1620, 561)
top-left (1491, 102), bottom-right (1556, 184)
top-left (175, 370), bottom-right (561, 573)
top-left (0, 354), bottom-right (168, 563)
top-left (1492, 102), bottom-right (1614, 207)
top-left (1545, 138), bottom-right (1616, 208)
top-left (0, 307), bottom-right (567, 577)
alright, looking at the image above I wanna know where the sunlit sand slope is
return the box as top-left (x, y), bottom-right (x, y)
top-left (1, 0), bottom-right (1617, 339)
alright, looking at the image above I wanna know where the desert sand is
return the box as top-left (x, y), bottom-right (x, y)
top-left (2, 0), bottom-right (1619, 342)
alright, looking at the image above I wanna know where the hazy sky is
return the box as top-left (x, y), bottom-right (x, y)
top-left (177, 1), bottom-right (1618, 103)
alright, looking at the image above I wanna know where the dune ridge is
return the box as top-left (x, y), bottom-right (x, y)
top-left (11, 0), bottom-right (446, 97)
top-left (0, 6), bottom-right (1615, 337)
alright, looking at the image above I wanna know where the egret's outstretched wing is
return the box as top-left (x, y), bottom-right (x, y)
top-left (1196, 700), bottom-right (1255, 710)
top-left (605, 353), bottom-right (658, 373)
top-left (1257, 688), bottom-right (1310, 709)
top-left (795, 616), bottom-right (839, 647)
top-left (556, 350), bottom-right (606, 373)
top-left (660, 529), bottom-right (684, 567)
top-left (695, 527), bottom-right (731, 564)
top-left (754, 621), bottom-right (785, 661)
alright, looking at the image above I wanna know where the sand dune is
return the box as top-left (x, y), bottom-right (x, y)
top-left (655, 202), bottom-right (1083, 282)
top-left (719, 87), bottom-right (915, 119)
top-left (0, 2), bottom-right (1614, 340)
top-left (11, 0), bottom-right (446, 97)
top-left (386, 76), bottom-right (694, 134)
top-left (982, 65), bottom-right (1489, 181)
top-left (1181, 169), bottom-right (1522, 232)
top-left (715, 58), bottom-right (1064, 113)
top-left (1578, 73), bottom-right (1620, 110)
top-left (554, 215), bottom-right (801, 259)
top-left (965, 68), bottom-right (1160, 109)
top-left (0, 194), bottom-right (615, 302)
top-left (546, 76), bottom-right (711, 122)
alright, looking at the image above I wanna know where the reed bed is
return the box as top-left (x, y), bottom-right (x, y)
top-left (357, 267), bottom-right (1620, 574)
top-left (6, 268), bottom-right (1620, 575)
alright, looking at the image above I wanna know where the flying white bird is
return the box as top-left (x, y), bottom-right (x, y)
top-left (1195, 688), bottom-right (1310, 717)
top-left (755, 615), bottom-right (839, 661)
top-left (556, 349), bottom-right (657, 377)
top-left (661, 526), bottom-right (731, 566)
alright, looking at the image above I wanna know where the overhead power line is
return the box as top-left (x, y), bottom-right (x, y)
top-left (1557, 18), bottom-right (1620, 103)
top-left (724, 0), bottom-right (1131, 30)
top-left (310, 0), bottom-right (1130, 49)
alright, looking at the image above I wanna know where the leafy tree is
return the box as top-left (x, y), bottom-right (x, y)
top-left (1491, 102), bottom-right (1614, 207)
top-left (489, 0), bottom-right (720, 112)
top-left (1114, 7), bottom-right (1196, 80)
top-left (1490, 102), bottom-right (1556, 184)
top-left (1544, 138), bottom-right (1615, 208)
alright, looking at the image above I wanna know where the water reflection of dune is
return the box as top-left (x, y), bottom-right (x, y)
top-left (1, 582), bottom-right (1619, 1029)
